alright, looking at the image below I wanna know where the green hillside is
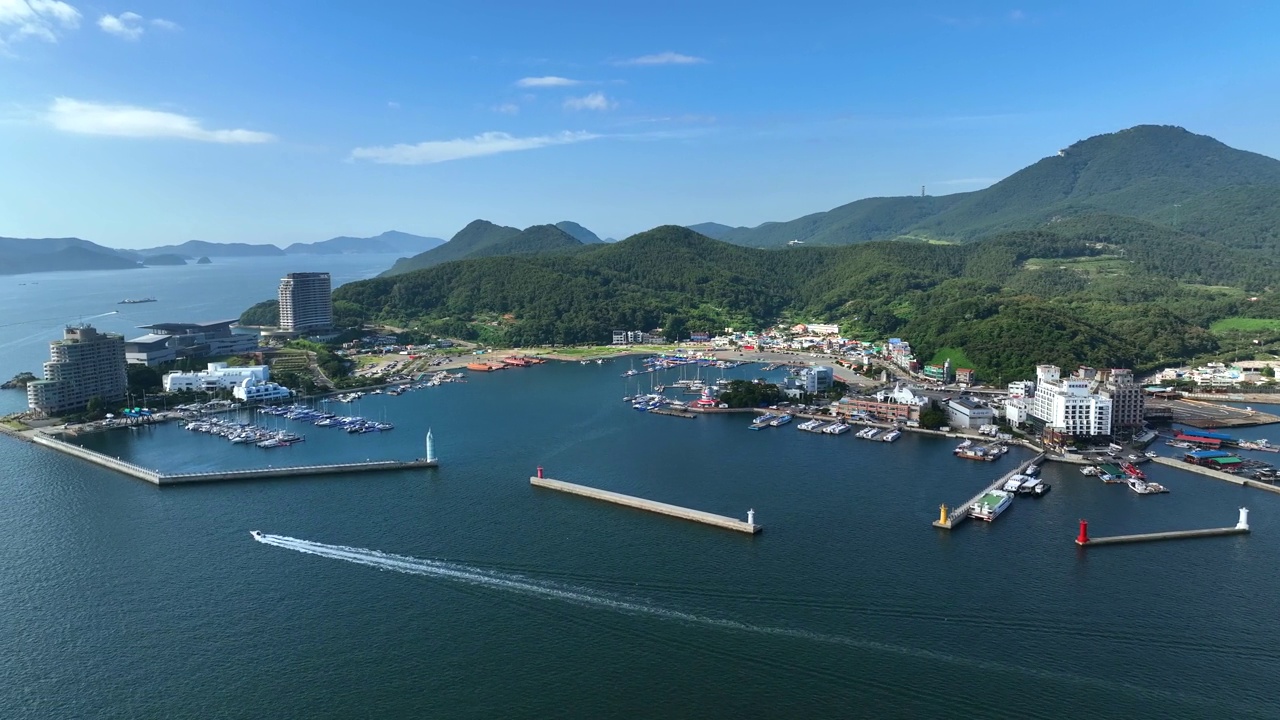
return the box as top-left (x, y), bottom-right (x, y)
top-left (723, 125), bottom-right (1280, 252)
top-left (382, 220), bottom-right (522, 275)
top-left (554, 221), bottom-right (604, 244)
top-left (333, 221), bottom-right (1280, 379)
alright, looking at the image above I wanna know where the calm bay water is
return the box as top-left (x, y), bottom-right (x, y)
top-left (2, 261), bottom-right (1280, 718)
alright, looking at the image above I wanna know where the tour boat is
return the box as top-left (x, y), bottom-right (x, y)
top-left (968, 490), bottom-right (1013, 521)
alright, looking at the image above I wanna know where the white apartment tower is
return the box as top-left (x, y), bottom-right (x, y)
top-left (278, 272), bottom-right (333, 332)
top-left (27, 325), bottom-right (128, 416)
top-left (1028, 364), bottom-right (1113, 437)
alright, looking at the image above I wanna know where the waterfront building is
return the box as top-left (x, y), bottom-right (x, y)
top-left (1099, 368), bottom-right (1145, 432)
top-left (27, 325), bottom-right (127, 417)
top-left (1007, 380), bottom-right (1036, 398)
top-left (124, 320), bottom-right (258, 366)
top-left (278, 272), bottom-right (333, 332)
top-left (232, 378), bottom-right (292, 402)
top-left (1028, 364), bottom-right (1113, 437)
top-left (946, 397), bottom-right (995, 430)
top-left (1001, 398), bottom-right (1029, 427)
top-left (799, 366), bottom-right (834, 393)
top-left (163, 362), bottom-right (271, 393)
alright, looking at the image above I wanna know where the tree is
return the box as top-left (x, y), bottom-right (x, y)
top-left (919, 400), bottom-right (948, 429)
top-left (85, 395), bottom-right (105, 417)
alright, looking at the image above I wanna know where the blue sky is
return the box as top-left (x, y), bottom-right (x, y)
top-left (2, 0), bottom-right (1278, 248)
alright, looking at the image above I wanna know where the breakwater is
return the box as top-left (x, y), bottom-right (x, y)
top-left (31, 432), bottom-right (435, 485)
top-left (530, 475), bottom-right (760, 534)
top-left (1150, 456), bottom-right (1280, 495)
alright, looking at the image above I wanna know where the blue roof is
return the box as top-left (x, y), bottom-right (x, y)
top-left (1186, 449), bottom-right (1231, 459)
top-left (1186, 430), bottom-right (1234, 441)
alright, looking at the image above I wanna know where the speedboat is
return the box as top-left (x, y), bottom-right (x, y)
top-left (250, 530), bottom-right (264, 540)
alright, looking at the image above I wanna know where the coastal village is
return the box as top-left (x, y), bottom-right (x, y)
top-left (3, 278), bottom-right (1278, 534)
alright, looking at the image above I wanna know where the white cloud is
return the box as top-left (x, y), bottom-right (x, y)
top-left (0, 0), bottom-right (81, 46)
top-left (350, 130), bottom-right (599, 165)
top-left (515, 75), bottom-right (580, 88)
top-left (98, 11), bottom-right (142, 40)
top-left (46, 98), bottom-right (276, 143)
top-left (615, 51), bottom-right (706, 66)
top-left (492, 102), bottom-right (520, 115)
top-left (97, 11), bottom-right (178, 40)
top-left (387, 101), bottom-right (400, 110)
top-left (563, 92), bottom-right (615, 112)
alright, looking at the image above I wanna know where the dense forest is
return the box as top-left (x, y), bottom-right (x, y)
top-left (331, 215), bottom-right (1280, 380)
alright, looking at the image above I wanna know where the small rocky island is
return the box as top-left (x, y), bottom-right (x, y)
top-left (196, 256), bottom-right (213, 264)
top-left (1, 372), bottom-right (37, 389)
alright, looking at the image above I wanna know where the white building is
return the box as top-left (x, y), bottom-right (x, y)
top-left (279, 272), bottom-right (333, 332)
top-left (1007, 380), bottom-right (1036, 398)
top-left (163, 362), bottom-right (270, 392)
top-left (27, 325), bottom-right (128, 416)
top-left (1002, 398), bottom-right (1029, 427)
top-left (946, 397), bottom-right (995, 429)
top-left (1028, 364), bottom-right (1113, 437)
top-left (233, 378), bottom-right (292, 402)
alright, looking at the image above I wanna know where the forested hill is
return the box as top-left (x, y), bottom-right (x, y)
top-left (332, 220), bottom-right (1280, 379)
top-left (722, 125), bottom-right (1280, 251)
top-left (382, 220), bottom-right (597, 275)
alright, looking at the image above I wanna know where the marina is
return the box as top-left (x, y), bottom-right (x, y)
top-left (934, 453), bottom-right (1046, 529)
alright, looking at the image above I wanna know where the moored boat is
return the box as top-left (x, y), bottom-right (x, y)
top-left (969, 490), bottom-right (1013, 521)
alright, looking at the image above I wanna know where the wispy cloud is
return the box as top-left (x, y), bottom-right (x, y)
top-left (46, 98), bottom-right (276, 143)
top-left (492, 102), bottom-right (520, 115)
top-left (516, 75), bottom-right (580, 88)
top-left (564, 92), bottom-right (616, 112)
top-left (350, 130), bottom-right (599, 165)
top-left (614, 51), bottom-right (706, 66)
top-left (387, 101), bottom-right (400, 110)
top-left (0, 0), bottom-right (80, 46)
top-left (98, 11), bottom-right (178, 40)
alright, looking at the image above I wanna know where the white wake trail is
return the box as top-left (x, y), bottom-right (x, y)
top-left (248, 533), bottom-right (1202, 708)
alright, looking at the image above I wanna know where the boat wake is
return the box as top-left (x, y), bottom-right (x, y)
top-left (249, 533), bottom-right (1232, 712)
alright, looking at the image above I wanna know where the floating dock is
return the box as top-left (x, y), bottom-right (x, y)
top-left (934, 453), bottom-right (1044, 530)
top-left (530, 472), bottom-right (760, 534)
top-left (1075, 509), bottom-right (1250, 547)
top-left (32, 432), bottom-right (437, 485)
top-left (649, 407), bottom-right (697, 419)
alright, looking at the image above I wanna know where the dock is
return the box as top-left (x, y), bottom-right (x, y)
top-left (1075, 509), bottom-right (1250, 547)
top-left (31, 432), bottom-right (437, 485)
top-left (649, 407), bottom-right (697, 419)
top-left (933, 453), bottom-right (1044, 530)
top-left (530, 474), bottom-right (760, 534)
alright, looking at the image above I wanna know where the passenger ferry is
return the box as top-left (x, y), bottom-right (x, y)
top-left (769, 414), bottom-right (793, 427)
top-left (969, 490), bottom-right (1013, 521)
top-left (880, 430), bottom-right (902, 443)
top-left (749, 413), bottom-right (776, 430)
top-left (823, 423), bottom-right (851, 435)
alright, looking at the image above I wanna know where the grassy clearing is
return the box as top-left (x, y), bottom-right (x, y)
top-left (1022, 255), bottom-right (1129, 275)
top-left (929, 347), bottom-right (976, 369)
top-left (1210, 317), bottom-right (1280, 333)
top-left (1183, 284), bottom-right (1247, 296)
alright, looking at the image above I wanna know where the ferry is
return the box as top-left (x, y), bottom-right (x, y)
top-left (823, 422), bottom-right (851, 435)
top-left (968, 490), bottom-right (1013, 521)
top-left (749, 413), bottom-right (777, 430)
top-left (769, 414), bottom-right (793, 427)
top-left (249, 530), bottom-right (264, 540)
top-left (118, 297), bottom-right (157, 304)
top-left (880, 429), bottom-right (902, 443)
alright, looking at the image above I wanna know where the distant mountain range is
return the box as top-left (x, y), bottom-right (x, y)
top-left (381, 221), bottom-right (587, 276)
top-left (0, 237), bottom-right (140, 275)
top-left (283, 230), bottom-right (446, 255)
top-left (700, 125), bottom-right (1280, 253)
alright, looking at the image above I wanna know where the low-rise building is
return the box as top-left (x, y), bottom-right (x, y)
top-left (163, 362), bottom-right (271, 393)
top-left (125, 320), bottom-right (258, 367)
top-left (233, 379), bottom-right (292, 402)
top-left (954, 368), bottom-right (975, 385)
top-left (946, 397), bottom-right (995, 429)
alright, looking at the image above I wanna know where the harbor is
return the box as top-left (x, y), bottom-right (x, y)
top-left (934, 453), bottom-right (1046, 529)
top-left (530, 470), bottom-right (760, 534)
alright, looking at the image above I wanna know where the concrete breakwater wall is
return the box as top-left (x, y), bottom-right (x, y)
top-left (531, 476), bottom-right (760, 534)
top-left (31, 432), bottom-right (436, 486)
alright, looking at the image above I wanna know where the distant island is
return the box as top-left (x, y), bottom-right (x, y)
top-left (142, 253), bottom-right (187, 266)
top-left (196, 256), bottom-right (212, 264)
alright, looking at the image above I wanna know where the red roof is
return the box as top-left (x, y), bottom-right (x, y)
top-left (1176, 433), bottom-right (1221, 446)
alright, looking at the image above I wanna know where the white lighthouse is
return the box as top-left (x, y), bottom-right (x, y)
top-left (425, 428), bottom-right (436, 463)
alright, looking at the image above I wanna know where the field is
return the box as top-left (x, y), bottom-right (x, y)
top-left (1210, 317), bottom-right (1280, 333)
top-left (929, 347), bottom-right (976, 369)
top-left (1022, 255), bottom-right (1130, 275)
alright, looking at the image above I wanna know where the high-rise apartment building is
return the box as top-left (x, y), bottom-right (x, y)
top-left (1027, 364), bottom-right (1113, 437)
top-left (278, 272), bottom-right (333, 332)
top-left (1100, 368), bottom-right (1145, 432)
top-left (27, 325), bottom-right (127, 416)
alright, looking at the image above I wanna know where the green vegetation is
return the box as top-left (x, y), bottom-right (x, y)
top-left (928, 348), bottom-right (975, 370)
top-left (1, 371), bottom-right (37, 389)
top-left (239, 299), bottom-right (279, 327)
top-left (717, 380), bottom-right (785, 408)
top-left (1210, 318), bottom-right (1280, 333)
top-left (382, 221), bottom-right (585, 276)
top-left (919, 400), bottom-right (948, 430)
